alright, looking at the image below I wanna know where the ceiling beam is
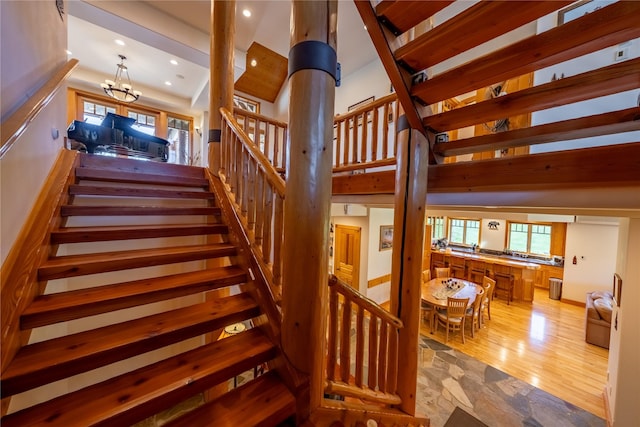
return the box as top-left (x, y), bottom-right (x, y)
top-left (412, 1), bottom-right (640, 105)
top-left (423, 57), bottom-right (640, 132)
top-left (433, 108), bottom-right (640, 157)
top-left (395, 1), bottom-right (570, 73)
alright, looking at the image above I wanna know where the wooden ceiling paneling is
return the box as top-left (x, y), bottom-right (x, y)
top-left (235, 42), bottom-right (288, 103)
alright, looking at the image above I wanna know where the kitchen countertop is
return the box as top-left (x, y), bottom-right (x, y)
top-left (435, 249), bottom-right (544, 270)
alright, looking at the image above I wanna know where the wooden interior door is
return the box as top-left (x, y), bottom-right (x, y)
top-left (334, 224), bottom-right (361, 289)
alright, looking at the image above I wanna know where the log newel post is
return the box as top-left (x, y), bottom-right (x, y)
top-left (390, 114), bottom-right (429, 415)
top-left (281, 0), bottom-right (338, 419)
top-left (208, 0), bottom-right (235, 177)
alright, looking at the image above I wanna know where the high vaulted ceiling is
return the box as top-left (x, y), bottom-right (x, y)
top-left (66, 1), bottom-right (378, 116)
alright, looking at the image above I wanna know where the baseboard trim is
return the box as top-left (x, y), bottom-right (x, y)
top-left (561, 298), bottom-right (585, 307)
top-left (603, 386), bottom-right (613, 427)
top-left (368, 273), bottom-right (391, 288)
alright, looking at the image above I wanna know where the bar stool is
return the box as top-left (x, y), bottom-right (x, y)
top-left (449, 256), bottom-right (466, 279)
top-left (467, 260), bottom-right (486, 284)
top-left (493, 265), bottom-right (515, 304)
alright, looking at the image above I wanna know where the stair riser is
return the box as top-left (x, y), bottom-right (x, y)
top-left (21, 272), bottom-right (248, 329)
top-left (60, 206), bottom-right (220, 216)
top-left (69, 185), bottom-right (215, 200)
top-left (38, 246), bottom-right (237, 281)
top-left (2, 304), bottom-right (262, 397)
top-left (50, 225), bottom-right (228, 244)
top-left (75, 168), bottom-right (208, 188)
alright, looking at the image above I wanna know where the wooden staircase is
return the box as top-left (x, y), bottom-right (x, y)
top-left (1, 153), bottom-right (295, 426)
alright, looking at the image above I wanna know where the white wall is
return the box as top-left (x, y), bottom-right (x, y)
top-left (532, 7), bottom-right (640, 153)
top-left (366, 208), bottom-right (394, 304)
top-left (607, 218), bottom-right (640, 426)
top-left (335, 59), bottom-right (390, 115)
top-left (563, 222), bottom-right (619, 302)
top-left (1, 1), bottom-right (68, 265)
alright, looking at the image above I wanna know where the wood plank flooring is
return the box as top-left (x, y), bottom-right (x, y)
top-left (420, 287), bottom-right (608, 419)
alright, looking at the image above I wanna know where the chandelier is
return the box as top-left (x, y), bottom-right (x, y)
top-left (100, 54), bottom-right (141, 103)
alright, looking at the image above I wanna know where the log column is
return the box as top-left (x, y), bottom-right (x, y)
top-left (281, 0), bottom-right (338, 417)
top-left (390, 115), bottom-right (429, 415)
top-left (208, 0), bottom-right (235, 176)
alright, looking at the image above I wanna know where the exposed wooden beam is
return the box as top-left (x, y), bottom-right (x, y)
top-left (413, 1), bottom-right (640, 105)
top-left (428, 142), bottom-right (640, 192)
top-left (333, 143), bottom-right (640, 195)
top-left (433, 108), bottom-right (640, 157)
top-left (423, 57), bottom-right (640, 132)
top-left (354, 0), bottom-right (423, 132)
top-left (395, 1), bottom-right (570, 73)
top-left (375, 0), bottom-right (453, 35)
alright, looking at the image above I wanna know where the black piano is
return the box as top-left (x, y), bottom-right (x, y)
top-left (67, 113), bottom-right (169, 162)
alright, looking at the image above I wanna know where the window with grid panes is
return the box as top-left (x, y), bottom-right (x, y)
top-left (427, 216), bottom-right (445, 241)
top-left (167, 117), bottom-right (191, 165)
top-left (83, 100), bottom-right (116, 125)
top-left (448, 218), bottom-right (480, 246)
top-left (127, 111), bottom-right (156, 136)
top-left (507, 222), bottom-right (552, 255)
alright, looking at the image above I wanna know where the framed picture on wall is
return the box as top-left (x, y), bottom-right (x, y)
top-left (613, 273), bottom-right (622, 307)
top-left (379, 225), bottom-right (393, 251)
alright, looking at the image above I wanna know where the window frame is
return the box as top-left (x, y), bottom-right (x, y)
top-left (427, 216), bottom-right (446, 241)
top-left (447, 217), bottom-right (481, 247)
top-left (506, 221), bottom-right (553, 256)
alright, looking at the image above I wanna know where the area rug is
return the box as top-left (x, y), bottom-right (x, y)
top-left (444, 406), bottom-right (488, 427)
top-left (417, 337), bottom-right (605, 427)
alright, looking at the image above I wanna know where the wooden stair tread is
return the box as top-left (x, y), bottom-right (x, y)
top-left (394, 1), bottom-right (570, 73)
top-left (375, 0), bottom-right (453, 35)
top-left (50, 223), bottom-right (228, 244)
top-left (2, 293), bottom-right (261, 397)
top-left (38, 243), bottom-right (237, 280)
top-left (78, 152), bottom-right (206, 179)
top-left (75, 167), bottom-right (209, 188)
top-left (165, 370), bottom-right (295, 427)
top-left (60, 205), bottom-right (221, 216)
top-left (22, 266), bottom-right (247, 329)
top-left (69, 184), bottom-right (216, 199)
top-left (1, 329), bottom-right (276, 427)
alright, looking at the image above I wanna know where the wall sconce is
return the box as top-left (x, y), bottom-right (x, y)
top-left (194, 127), bottom-right (202, 137)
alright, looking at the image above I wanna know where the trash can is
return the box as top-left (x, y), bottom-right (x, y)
top-left (549, 278), bottom-right (562, 300)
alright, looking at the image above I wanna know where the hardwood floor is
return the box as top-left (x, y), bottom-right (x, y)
top-left (420, 287), bottom-right (609, 419)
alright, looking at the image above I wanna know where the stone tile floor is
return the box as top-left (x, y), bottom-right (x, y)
top-left (417, 336), bottom-right (605, 427)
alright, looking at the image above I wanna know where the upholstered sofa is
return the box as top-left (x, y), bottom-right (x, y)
top-left (585, 291), bottom-right (613, 349)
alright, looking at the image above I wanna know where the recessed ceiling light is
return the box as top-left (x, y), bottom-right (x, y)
top-left (250, 59), bottom-right (257, 67)
top-left (165, 81), bottom-right (172, 86)
top-left (115, 39), bottom-right (125, 46)
top-left (65, 49), bottom-right (72, 55)
top-left (364, 25), bottom-right (367, 31)
top-left (170, 59), bottom-right (178, 65)
top-left (242, 9), bottom-right (251, 17)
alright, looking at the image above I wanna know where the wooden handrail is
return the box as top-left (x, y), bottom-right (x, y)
top-left (219, 108), bottom-right (286, 293)
top-left (232, 107), bottom-right (288, 173)
top-left (221, 108), bottom-right (286, 196)
top-left (325, 274), bottom-right (403, 406)
top-left (232, 107), bottom-right (288, 128)
top-left (333, 92), bottom-right (397, 122)
top-left (328, 274), bottom-right (402, 328)
top-left (1, 59), bottom-right (79, 158)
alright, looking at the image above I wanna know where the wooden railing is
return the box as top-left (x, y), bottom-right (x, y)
top-left (1, 59), bottom-right (79, 158)
top-left (219, 108), bottom-right (286, 297)
top-left (232, 108), bottom-right (288, 174)
top-left (333, 93), bottom-right (399, 173)
top-left (325, 274), bottom-right (403, 405)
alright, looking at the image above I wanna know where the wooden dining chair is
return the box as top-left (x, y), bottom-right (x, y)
top-left (465, 288), bottom-right (484, 338)
top-left (435, 297), bottom-right (470, 343)
top-left (481, 276), bottom-right (496, 326)
top-left (422, 269), bottom-right (431, 283)
top-left (435, 267), bottom-right (450, 278)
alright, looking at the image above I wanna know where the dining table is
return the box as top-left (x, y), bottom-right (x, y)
top-left (421, 277), bottom-right (484, 333)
